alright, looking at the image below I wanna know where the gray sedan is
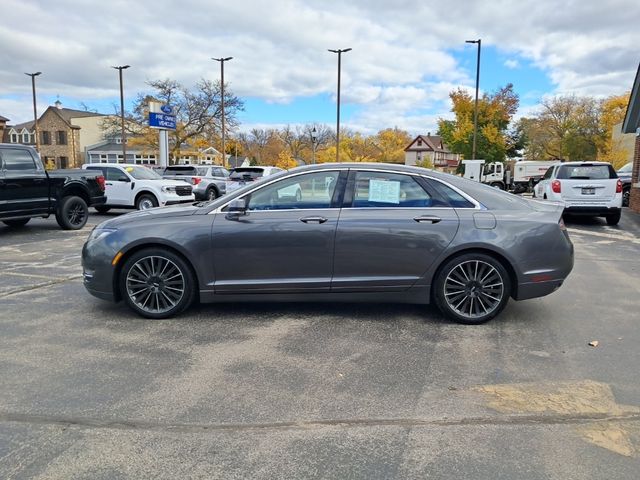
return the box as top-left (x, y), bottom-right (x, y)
top-left (82, 163), bottom-right (574, 324)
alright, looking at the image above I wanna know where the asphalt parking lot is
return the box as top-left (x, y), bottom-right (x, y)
top-left (1, 209), bottom-right (640, 479)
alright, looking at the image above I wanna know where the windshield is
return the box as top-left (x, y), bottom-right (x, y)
top-left (124, 166), bottom-right (163, 180)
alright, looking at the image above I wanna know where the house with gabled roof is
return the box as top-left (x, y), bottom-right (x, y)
top-left (3, 100), bottom-right (110, 169)
top-left (404, 133), bottom-right (460, 172)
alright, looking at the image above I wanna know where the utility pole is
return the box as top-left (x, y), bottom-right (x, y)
top-left (328, 48), bottom-right (351, 162)
top-left (213, 57), bottom-right (233, 168)
top-left (112, 65), bottom-right (130, 162)
top-left (465, 39), bottom-right (481, 160)
top-left (25, 72), bottom-right (42, 152)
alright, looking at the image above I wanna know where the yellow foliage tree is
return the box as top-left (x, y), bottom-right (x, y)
top-left (275, 150), bottom-right (298, 170)
top-left (598, 92), bottom-right (632, 169)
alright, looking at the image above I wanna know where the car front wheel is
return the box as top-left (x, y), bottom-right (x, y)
top-left (434, 253), bottom-right (511, 324)
top-left (136, 194), bottom-right (158, 210)
top-left (120, 248), bottom-right (196, 319)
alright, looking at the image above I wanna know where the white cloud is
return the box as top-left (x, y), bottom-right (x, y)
top-left (1, 0), bottom-right (638, 131)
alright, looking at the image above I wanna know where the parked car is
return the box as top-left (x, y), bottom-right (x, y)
top-left (226, 166), bottom-right (284, 194)
top-left (617, 162), bottom-right (633, 207)
top-left (0, 143), bottom-right (106, 230)
top-left (534, 161), bottom-right (623, 225)
top-left (82, 163), bottom-right (574, 324)
top-left (162, 165), bottom-right (229, 201)
top-left (82, 163), bottom-right (194, 211)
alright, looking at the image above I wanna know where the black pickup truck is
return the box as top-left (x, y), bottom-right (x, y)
top-left (0, 143), bottom-right (106, 230)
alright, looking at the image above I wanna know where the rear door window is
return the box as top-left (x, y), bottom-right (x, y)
top-left (350, 171), bottom-right (432, 208)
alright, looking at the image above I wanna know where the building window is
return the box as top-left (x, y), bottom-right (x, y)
top-left (41, 131), bottom-right (51, 145)
top-left (100, 154), bottom-right (108, 163)
top-left (417, 139), bottom-right (422, 146)
top-left (59, 156), bottom-right (68, 169)
top-left (11, 133), bottom-right (18, 143)
top-left (22, 133), bottom-right (31, 143)
top-left (57, 131), bottom-right (67, 145)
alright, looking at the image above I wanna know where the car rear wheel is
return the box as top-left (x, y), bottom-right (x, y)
top-left (120, 248), bottom-right (196, 319)
top-left (606, 211), bottom-right (621, 226)
top-left (434, 253), bottom-right (511, 324)
top-left (622, 188), bottom-right (630, 207)
top-left (205, 187), bottom-right (218, 200)
top-left (136, 194), bottom-right (158, 210)
top-left (56, 195), bottom-right (88, 230)
top-left (3, 218), bottom-right (30, 227)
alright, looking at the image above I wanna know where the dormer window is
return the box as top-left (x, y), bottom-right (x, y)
top-left (417, 139), bottom-right (422, 147)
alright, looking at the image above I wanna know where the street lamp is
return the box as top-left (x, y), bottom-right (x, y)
top-left (24, 72), bottom-right (41, 152)
top-left (213, 56), bottom-right (233, 168)
top-left (112, 65), bottom-right (130, 163)
top-left (465, 39), bottom-right (481, 160)
top-left (328, 48), bottom-right (351, 162)
top-left (310, 126), bottom-right (318, 164)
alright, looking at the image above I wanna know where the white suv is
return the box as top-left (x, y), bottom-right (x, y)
top-left (534, 161), bottom-right (623, 225)
top-left (83, 163), bottom-right (195, 211)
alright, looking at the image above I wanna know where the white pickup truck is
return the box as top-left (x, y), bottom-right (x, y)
top-left (82, 163), bottom-right (194, 211)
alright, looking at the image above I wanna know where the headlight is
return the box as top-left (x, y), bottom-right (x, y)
top-left (87, 227), bottom-right (117, 244)
top-left (161, 186), bottom-right (177, 193)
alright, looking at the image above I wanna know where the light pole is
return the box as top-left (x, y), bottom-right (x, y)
top-left (112, 65), bottom-right (130, 163)
top-left (465, 39), bottom-right (481, 160)
top-left (24, 72), bottom-right (41, 152)
top-left (310, 126), bottom-right (318, 164)
top-left (213, 56), bottom-right (233, 168)
top-left (328, 48), bottom-right (351, 162)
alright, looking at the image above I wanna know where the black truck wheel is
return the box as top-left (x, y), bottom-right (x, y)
top-left (56, 196), bottom-right (88, 230)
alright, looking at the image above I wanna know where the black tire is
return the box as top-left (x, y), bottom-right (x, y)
top-left (3, 218), bottom-right (30, 227)
top-left (136, 193), bottom-right (158, 210)
top-left (55, 196), bottom-right (88, 230)
top-left (606, 211), bottom-right (621, 226)
top-left (95, 206), bottom-right (111, 214)
top-left (622, 188), bottom-right (630, 208)
top-left (120, 248), bottom-right (196, 319)
top-left (434, 253), bottom-right (512, 324)
top-left (205, 187), bottom-right (218, 201)
top-left (490, 182), bottom-right (504, 190)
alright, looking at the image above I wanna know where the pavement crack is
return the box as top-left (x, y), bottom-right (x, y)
top-left (2, 411), bottom-right (640, 434)
top-left (0, 275), bottom-right (82, 298)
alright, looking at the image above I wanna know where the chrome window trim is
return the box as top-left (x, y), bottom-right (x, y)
top-left (209, 166), bottom-right (483, 213)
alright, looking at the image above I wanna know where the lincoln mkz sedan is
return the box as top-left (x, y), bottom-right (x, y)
top-left (82, 163), bottom-right (574, 324)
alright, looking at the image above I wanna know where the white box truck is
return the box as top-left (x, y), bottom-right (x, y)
top-left (461, 160), bottom-right (553, 193)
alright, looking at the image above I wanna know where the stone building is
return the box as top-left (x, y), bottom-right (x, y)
top-left (2, 101), bottom-right (107, 169)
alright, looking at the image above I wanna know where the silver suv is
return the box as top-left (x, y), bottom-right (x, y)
top-left (162, 165), bottom-right (229, 200)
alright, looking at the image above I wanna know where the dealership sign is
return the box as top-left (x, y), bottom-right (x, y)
top-left (148, 101), bottom-right (176, 130)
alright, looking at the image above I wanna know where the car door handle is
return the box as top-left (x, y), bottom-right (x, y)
top-left (413, 215), bottom-right (441, 224)
top-left (300, 216), bottom-right (328, 224)
top-left (106, 182), bottom-right (113, 186)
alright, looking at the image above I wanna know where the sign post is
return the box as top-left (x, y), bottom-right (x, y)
top-left (148, 101), bottom-right (176, 168)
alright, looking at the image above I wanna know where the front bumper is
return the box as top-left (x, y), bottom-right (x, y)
top-left (164, 198), bottom-right (195, 206)
top-left (82, 240), bottom-right (118, 303)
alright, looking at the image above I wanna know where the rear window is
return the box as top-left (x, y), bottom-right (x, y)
top-left (164, 166), bottom-right (197, 175)
top-left (230, 168), bottom-right (265, 180)
top-left (557, 164), bottom-right (616, 180)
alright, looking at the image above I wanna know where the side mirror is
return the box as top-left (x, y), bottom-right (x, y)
top-left (117, 176), bottom-right (130, 182)
top-left (226, 198), bottom-right (248, 219)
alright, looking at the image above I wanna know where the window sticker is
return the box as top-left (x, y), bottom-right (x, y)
top-left (368, 179), bottom-right (400, 204)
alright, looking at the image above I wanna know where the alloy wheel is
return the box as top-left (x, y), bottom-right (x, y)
top-left (125, 255), bottom-right (185, 314)
top-left (443, 260), bottom-right (505, 320)
top-left (67, 200), bottom-right (87, 226)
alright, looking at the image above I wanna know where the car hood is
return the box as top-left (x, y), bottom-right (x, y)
top-left (98, 204), bottom-right (199, 229)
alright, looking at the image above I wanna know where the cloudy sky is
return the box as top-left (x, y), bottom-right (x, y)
top-left (1, 0), bottom-right (639, 135)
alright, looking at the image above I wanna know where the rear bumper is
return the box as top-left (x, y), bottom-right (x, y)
top-left (563, 206), bottom-right (621, 216)
top-left (91, 195), bottom-right (107, 206)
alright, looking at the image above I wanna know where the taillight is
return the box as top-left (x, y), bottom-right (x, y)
top-left (192, 177), bottom-right (202, 185)
top-left (616, 179), bottom-right (622, 193)
top-left (96, 175), bottom-right (105, 192)
top-left (551, 180), bottom-right (561, 193)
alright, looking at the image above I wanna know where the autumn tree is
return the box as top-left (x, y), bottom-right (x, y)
top-left (438, 84), bottom-right (519, 163)
top-left (102, 78), bottom-right (244, 161)
top-left (598, 92), bottom-right (632, 168)
top-left (371, 128), bottom-right (412, 163)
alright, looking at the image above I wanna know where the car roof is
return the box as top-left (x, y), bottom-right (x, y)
top-left (84, 163), bottom-right (149, 168)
